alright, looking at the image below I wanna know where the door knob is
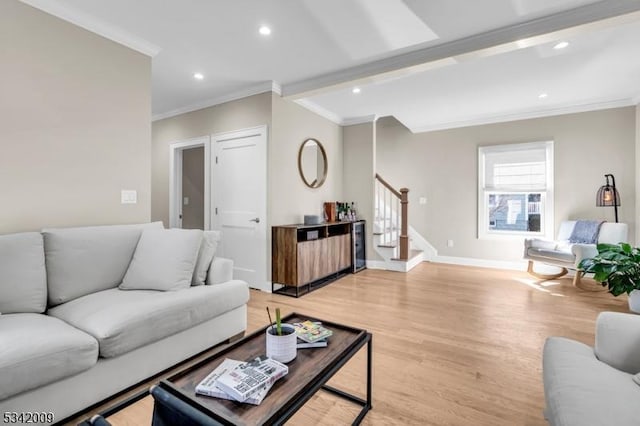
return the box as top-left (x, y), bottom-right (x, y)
top-left (249, 218), bottom-right (260, 223)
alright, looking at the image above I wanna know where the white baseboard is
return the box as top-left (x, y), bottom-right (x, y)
top-left (432, 255), bottom-right (527, 271)
top-left (366, 260), bottom-right (388, 270)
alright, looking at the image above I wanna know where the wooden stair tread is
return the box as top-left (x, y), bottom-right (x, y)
top-left (391, 249), bottom-right (424, 262)
top-left (378, 240), bottom-right (398, 248)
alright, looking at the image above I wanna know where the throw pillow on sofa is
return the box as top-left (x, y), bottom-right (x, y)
top-left (120, 229), bottom-right (203, 291)
top-left (192, 231), bottom-right (221, 286)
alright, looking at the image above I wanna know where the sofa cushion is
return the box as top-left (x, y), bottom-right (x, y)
top-left (120, 229), bottom-right (203, 291)
top-left (43, 222), bottom-right (164, 306)
top-left (0, 232), bottom-right (47, 314)
top-left (192, 231), bottom-right (221, 286)
top-left (48, 281), bottom-right (249, 358)
top-left (543, 337), bottom-right (640, 426)
top-left (0, 313), bottom-right (98, 400)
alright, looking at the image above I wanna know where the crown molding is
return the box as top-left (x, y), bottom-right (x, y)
top-left (152, 81), bottom-right (278, 122)
top-left (20, 0), bottom-right (161, 57)
top-left (341, 114), bottom-right (378, 126)
top-left (271, 81), bottom-right (282, 96)
top-left (282, 0), bottom-right (640, 98)
top-left (407, 97), bottom-right (637, 133)
top-left (292, 99), bottom-right (342, 125)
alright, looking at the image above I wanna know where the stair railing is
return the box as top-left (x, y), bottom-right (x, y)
top-left (375, 174), bottom-right (409, 260)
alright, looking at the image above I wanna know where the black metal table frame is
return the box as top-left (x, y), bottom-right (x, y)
top-left (159, 315), bottom-right (373, 425)
top-left (280, 331), bottom-right (372, 425)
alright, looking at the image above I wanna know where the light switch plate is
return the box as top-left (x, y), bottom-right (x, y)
top-left (419, 197), bottom-right (427, 205)
top-left (121, 190), bottom-right (137, 204)
top-left (183, 197), bottom-right (189, 206)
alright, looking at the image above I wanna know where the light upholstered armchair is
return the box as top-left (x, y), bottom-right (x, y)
top-left (543, 312), bottom-right (640, 425)
top-left (524, 220), bottom-right (628, 287)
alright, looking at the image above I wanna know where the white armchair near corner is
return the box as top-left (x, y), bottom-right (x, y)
top-left (523, 220), bottom-right (628, 287)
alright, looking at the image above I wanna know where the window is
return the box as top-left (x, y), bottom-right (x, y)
top-left (478, 141), bottom-right (554, 239)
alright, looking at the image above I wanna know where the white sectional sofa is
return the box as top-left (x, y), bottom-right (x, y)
top-left (0, 222), bottom-right (249, 425)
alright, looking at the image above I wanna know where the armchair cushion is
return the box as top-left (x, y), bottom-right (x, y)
top-left (524, 221), bottom-right (629, 269)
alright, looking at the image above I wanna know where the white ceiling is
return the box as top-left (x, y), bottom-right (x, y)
top-left (21, 0), bottom-right (640, 132)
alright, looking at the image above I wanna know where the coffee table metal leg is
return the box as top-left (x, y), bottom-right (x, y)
top-left (321, 334), bottom-right (372, 425)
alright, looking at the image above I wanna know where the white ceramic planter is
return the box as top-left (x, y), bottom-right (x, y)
top-left (628, 290), bottom-right (640, 314)
top-left (266, 323), bottom-right (297, 363)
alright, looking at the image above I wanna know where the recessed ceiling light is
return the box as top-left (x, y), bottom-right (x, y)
top-left (193, 73), bottom-right (204, 81)
top-left (538, 93), bottom-right (548, 99)
top-left (259, 26), bottom-right (271, 36)
top-left (352, 87), bottom-right (361, 94)
top-left (553, 41), bottom-right (569, 50)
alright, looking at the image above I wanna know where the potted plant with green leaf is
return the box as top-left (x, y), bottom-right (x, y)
top-left (265, 307), bottom-right (297, 363)
top-left (578, 243), bottom-right (640, 313)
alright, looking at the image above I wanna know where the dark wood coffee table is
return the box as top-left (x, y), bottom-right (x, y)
top-left (156, 312), bottom-right (372, 425)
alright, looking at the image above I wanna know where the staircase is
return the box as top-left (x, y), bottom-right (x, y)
top-left (373, 174), bottom-right (427, 272)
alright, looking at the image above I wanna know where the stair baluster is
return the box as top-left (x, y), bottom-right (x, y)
top-left (375, 174), bottom-right (409, 261)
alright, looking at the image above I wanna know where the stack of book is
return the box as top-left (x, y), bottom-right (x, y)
top-left (293, 321), bottom-right (333, 349)
top-left (195, 355), bottom-right (288, 405)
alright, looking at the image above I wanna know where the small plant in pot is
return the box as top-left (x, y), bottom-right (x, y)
top-left (578, 243), bottom-right (640, 313)
top-left (265, 307), bottom-right (297, 363)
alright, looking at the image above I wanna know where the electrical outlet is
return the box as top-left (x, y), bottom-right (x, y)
top-left (121, 190), bottom-right (137, 204)
top-left (447, 239), bottom-right (454, 247)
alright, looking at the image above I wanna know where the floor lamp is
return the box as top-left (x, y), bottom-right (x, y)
top-left (596, 174), bottom-right (620, 222)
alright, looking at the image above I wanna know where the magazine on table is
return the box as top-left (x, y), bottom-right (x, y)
top-left (293, 320), bottom-right (333, 343)
top-left (297, 338), bottom-right (328, 349)
top-left (211, 355), bottom-right (288, 403)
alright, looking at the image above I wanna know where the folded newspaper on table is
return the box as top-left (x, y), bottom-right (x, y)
top-left (196, 359), bottom-right (275, 405)
top-left (204, 355), bottom-right (288, 403)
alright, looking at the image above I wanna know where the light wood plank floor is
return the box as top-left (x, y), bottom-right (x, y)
top-left (102, 262), bottom-right (628, 426)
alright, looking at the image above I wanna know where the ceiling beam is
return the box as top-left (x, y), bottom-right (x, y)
top-left (282, 0), bottom-right (640, 99)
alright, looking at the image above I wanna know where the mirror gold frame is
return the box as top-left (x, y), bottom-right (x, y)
top-left (298, 138), bottom-right (328, 188)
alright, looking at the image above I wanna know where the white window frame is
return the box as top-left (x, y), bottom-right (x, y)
top-left (478, 141), bottom-right (554, 240)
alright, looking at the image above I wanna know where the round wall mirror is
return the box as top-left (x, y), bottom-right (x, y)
top-left (298, 138), bottom-right (327, 188)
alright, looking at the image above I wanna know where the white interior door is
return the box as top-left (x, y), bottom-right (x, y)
top-left (212, 126), bottom-right (267, 291)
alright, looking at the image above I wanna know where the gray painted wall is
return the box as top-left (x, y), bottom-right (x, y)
top-left (0, 1), bottom-right (151, 233)
top-left (270, 94), bottom-right (343, 227)
top-left (375, 107), bottom-right (636, 262)
top-left (343, 122), bottom-right (379, 261)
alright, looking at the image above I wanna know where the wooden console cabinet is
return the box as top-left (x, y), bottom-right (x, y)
top-left (272, 221), bottom-right (363, 297)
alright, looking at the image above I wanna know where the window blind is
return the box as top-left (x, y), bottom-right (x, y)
top-left (483, 146), bottom-right (547, 191)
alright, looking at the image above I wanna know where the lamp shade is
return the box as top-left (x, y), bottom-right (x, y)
top-left (596, 174), bottom-right (620, 223)
top-left (596, 185), bottom-right (621, 207)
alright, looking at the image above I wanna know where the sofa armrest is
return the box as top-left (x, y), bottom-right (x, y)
top-left (571, 243), bottom-right (598, 265)
top-left (206, 257), bottom-right (233, 285)
top-left (595, 311), bottom-right (640, 374)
